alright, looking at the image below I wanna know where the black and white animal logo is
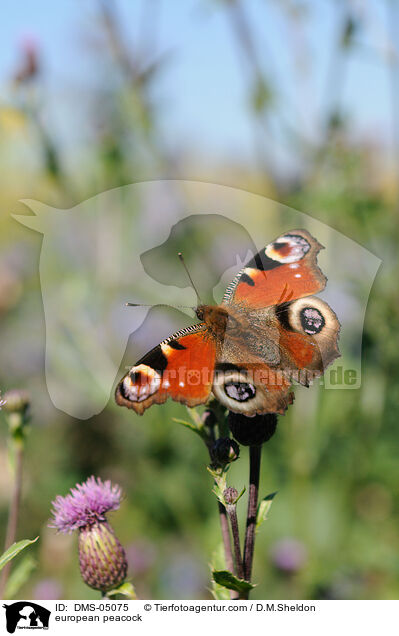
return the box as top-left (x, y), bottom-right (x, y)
top-left (3, 602), bottom-right (50, 633)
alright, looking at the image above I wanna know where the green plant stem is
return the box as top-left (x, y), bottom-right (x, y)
top-left (217, 502), bottom-right (234, 573)
top-left (0, 442), bottom-right (24, 598)
top-left (205, 428), bottom-right (235, 595)
top-left (218, 502), bottom-right (239, 600)
top-left (208, 451), bottom-right (235, 598)
top-left (226, 505), bottom-right (244, 581)
top-left (243, 445), bottom-right (262, 586)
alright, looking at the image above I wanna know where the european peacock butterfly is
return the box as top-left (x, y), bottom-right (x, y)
top-left (115, 229), bottom-right (340, 416)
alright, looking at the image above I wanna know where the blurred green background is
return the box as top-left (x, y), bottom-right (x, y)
top-left (0, 0), bottom-right (398, 600)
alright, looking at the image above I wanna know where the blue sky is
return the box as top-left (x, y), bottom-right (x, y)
top-left (0, 1), bottom-right (394, 174)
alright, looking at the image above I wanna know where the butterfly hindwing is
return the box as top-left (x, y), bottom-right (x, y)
top-left (211, 295), bottom-right (340, 415)
top-left (223, 229), bottom-right (326, 309)
top-left (115, 324), bottom-right (216, 415)
top-left (212, 363), bottom-right (295, 416)
top-left (274, 296), bottom-right (340, 383)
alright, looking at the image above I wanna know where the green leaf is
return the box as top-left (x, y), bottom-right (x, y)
top-left (207, 465), bottom-right (222, 481)
top-left (207, 466), bottom-right (228, 505)
top-left (0, 537), bottom-right (38, 571)
top-left (186, 406), bottom-right (203, 428)
top-left (5, 555), bottom-right (36, 598)
top-left (210, 543), bottom-right (226, 572)
top-left (256, 492), bottom-right (277, 532)
top-left (209, 545), bottom-right (231, 600)
top-left (211, 582), bottom-right (231, 600)
top-left (173, 418), bottom-right (201, 435)
top-left (212, 570), bottom-right (255, 593)
top-left (233, 486), bottom-right (246, 505)
top-left (105, 581), bottom-right (137, 599)
top-left (173, 409), bottom-right (208, 442)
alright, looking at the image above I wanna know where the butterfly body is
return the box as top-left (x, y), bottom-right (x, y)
top-left (195, 304), bottom-right (236, 339)
top-left (115, 229), bottom-right (340, 417)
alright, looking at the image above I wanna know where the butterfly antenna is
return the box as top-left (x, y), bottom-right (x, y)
top-left (126, 302), bottom-right (195, 310)
top-left (178, 252), bottom-right (202, 304)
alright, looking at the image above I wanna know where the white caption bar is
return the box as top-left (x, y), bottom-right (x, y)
top-left (1, 599), bottom-right (395, 635)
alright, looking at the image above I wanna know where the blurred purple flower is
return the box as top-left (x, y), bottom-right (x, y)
top-left (49, 476), bottom-right (122, 533)
top-left (270, 538), bottom-right (308, 574)
top-left (161, 554), bottom-right (206, 599)
top-left (34, 578), bottom-right (62, 600)
top-left (125, 540), bottom-right (156, 575)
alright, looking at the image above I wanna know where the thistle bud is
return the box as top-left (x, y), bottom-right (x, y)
top-left (211, 438), bottom-right (240, 466)
top-left (2, 389), bottom-right (30, 416)
top-left (2, 389), bottom-right (31, 440)
top-left (228, 412), bottom-right (277, 446)
top-left (223, 487), bottom-right (238, 505)
top-left (78, 521), bottom-right (127, 592)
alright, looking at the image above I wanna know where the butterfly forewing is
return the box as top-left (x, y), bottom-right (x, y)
top-left (222, 229), bottom-right (326, 309)
top-left (115, 324), bottom-right (216, 415)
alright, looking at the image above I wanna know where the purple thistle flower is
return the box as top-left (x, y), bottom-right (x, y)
top-left (49, 476), bottom-right (127, 593)
top-left (34, 578), bottom-right (63, 600)
top-left (270, 538), bottom-right (308, 574)
top-left (49, 476), bottom-right (122, 533)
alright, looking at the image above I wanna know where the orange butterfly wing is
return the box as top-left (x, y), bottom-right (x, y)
top-left (223, 229), bottom-right (326, 309)
top-left (115, 324), bottom-right (216, 415)
top-left (214, 229), bottom-right (340, 414)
